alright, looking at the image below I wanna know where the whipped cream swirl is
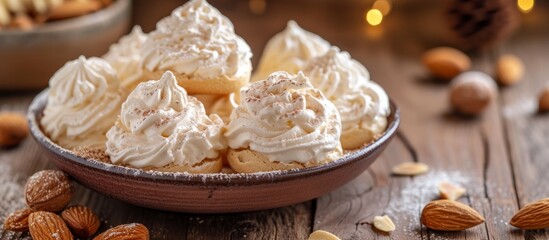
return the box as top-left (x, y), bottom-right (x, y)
top-left (41, 56), bottom-right (122, 149)
top-left (103, 25), bottom-right (148, 92)
top-left (252, 20), bottom-right (331, 81)
top-left (105, 71), bottom-right (225, 169)
top-left (141, 0), bottom-right (252, 80)
top-left (225, 71), bottom-right (342, 164)
top-left (303, 47), bottom-right (390, 136)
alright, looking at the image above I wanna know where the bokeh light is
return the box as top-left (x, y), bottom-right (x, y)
top-left (366, 9), bottom-right (383, 26)
top-left (373, 0), bottom-right (392, 16)
top-left (517, 0), bottom-right (534, 13)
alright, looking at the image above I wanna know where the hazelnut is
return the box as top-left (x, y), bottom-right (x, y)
top-left (449, 71), bottom-right (497, 115)
top-left (423, 47), bottom-right (471, 81)
top-left (538, 87), bottom-right (549, 113)
top-left (496, 54), bottom-right (524, 86)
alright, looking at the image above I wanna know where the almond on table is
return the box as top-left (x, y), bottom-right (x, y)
top-left (0, 112), bottom-right (29, 148)
top-left (391, 162), bottom-right (429, 176)
top-left (373, 215), bottom-right (396, 232)
top-left (93, 223), bottom-right (149, 240)
top-left (29, 211), bottom-right (74, 240)
top-left (308, 230), bottom-right (341, 240)
top-left (510, 198), bottom-right (549, 230)
top-left (61, 205), bottom-right (101, 238)
top-left (421, 199), bottom-right (484, 231)
top-left (438, 181), bottom-right (466, 201)
top-left (3, 208), bottom-right (34, 232)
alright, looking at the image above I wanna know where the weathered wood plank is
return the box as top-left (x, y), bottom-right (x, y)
top-left (499, 18), bottom-right (549, 239)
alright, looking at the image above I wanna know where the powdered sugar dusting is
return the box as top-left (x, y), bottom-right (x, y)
top-left (0, 164), bottom-right (28, 237)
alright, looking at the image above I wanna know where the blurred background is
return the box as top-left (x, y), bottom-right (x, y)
top-left (0, 0), bottom-right (546, 91)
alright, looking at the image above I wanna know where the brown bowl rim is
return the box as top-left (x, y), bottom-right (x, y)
top-left (28, 89), bottom-right (400, 187)
top-left (0, 0), bottom-right (130, 35)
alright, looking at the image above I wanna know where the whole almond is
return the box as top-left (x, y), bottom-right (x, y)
top-left (496, 54), bottom-right (524, 86)
top-left (3, 208), bottom-right (34, 232)
top-left (423, 47), bottom-right (471, 80)
top-left (421, 200), bottom-right (485, 231)
top-left (392, 162), bottom-right (429, 176)
top-left (93, 223), bottom-right (149, 240)
top-left (449, 71), bottom-right (497, 115)
top-left (0, 112), bottom-right (29, 147)
top-left (25, 170), bottom-right (73, 212)
top-left (538, 87), bottom-right (549, 113)
top-left (510, 198), bottom-right (549, 229)
top-left (61, 205), bottom-right (100, 238)
top-left (29, 211), bottom-right (74, 240)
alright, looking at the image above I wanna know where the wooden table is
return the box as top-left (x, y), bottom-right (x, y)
top-left (2, 1), bottom-right (549, 239)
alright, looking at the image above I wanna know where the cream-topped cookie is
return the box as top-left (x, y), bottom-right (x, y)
top-left (41, 56), bottom-right (122, 149)
top-left (141, 0), bottom-right (252, 95)
top-left (225, 71), bottom-right (342, 172)
top-left (303, 47), bottom-right (390, 149)
top-left (252, 20), bottom-right (330, 82)
top-left (103, 25), bottom-right (148, 93)
top-left (105, 71), bottom-right (225, 173)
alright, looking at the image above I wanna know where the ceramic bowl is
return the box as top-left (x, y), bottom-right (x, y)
top-left (28, 89), bottom-right (400, 213)
top-left (0, 0), bottom-right (131, 91)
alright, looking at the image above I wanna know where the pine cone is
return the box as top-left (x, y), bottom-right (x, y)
top-left (446, 0), bottom-right (519, 50)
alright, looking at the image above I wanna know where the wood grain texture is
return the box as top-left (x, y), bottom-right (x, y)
top-left (499, 11), bottom-right (549, 239)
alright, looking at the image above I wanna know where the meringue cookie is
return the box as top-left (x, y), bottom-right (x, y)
top-left (103, 25), bottom-right (148, 92)
top-left (303, 47), bottom-right (390, 149)
top-left (225, 71), bottom-right (342, 172)
top-left (141, 0), bottom-right (252, 95)
top-left (105, 71), bottom-right (225, 172)
top-left (252, 20), bottom-right (331, 82)
top-left (41, 56), bottom-right (122, 149)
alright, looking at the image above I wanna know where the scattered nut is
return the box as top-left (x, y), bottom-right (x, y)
top-left (496, 54), bottom-right (524, 86)
top-left (392, 162), bottom-right (429, 176)
top-left (538, 87), bottom-right (549, 113)
top-left (510, 198), bottom-right (549, 230)
top-left (438, 182), bottom-right (466, 201)
top-left (421, 200), bottom-right (485, 231)
top-left (93, 223), bottom-right (149, 240)
top-left (449, 71), bottom-right (497, 115)
top-left (3, 208), bottom-right (34, 232)
top-left (61, 205), bottom-right (101, 238)
top-left (29, 211), bottom-right (74, 240)
top-left (25, 170), bottom-right (73, 212)
top-left (0, 112), bottom-right (29, 147)
top-left (422, 47), bottom-right (471, 80)
top-left (373, 215), bottom-right (396, 232)
top-left (308, 230), bottom-right (341, 240)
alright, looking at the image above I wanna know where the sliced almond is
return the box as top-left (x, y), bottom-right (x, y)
top-left (438, 182), bottom-right (466, 201)
top-left (373, 215), bottom-right (396, 232)
top-left (510, 198), bottom-right (549, 230)
top-left (308, 230), bottom-right (341, 240)
top-left (421, 200), bottom-right (484, 231)
top-left (392, 162), bottom-right (429, 176)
